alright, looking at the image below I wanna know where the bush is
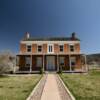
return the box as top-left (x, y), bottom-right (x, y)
top-left (58, 65), bottom-right (63, 74)
top-left (40, 67), bottom-right (44, 74)
top-left (0, 51), bottom-right (15, 75)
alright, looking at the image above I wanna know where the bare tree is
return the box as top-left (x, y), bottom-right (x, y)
top-left (0, 50), bottom-right (16, 75)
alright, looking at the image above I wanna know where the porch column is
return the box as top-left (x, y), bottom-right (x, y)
top-left (43, 54), bottom-right (44, 72)
top-left (57, 54), bottom-right (59, 72)
top-left (30, 55), bottom-right (32, 73)
top-left (84, 54), bottom-right (88, 72)
top-left (69, 55), bottom-right (72, 71)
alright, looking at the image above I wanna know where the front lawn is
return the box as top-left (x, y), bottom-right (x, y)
top-left (0, 74), bottom-right (42, 100)
top-left (60, 70), bottom-right (100, 100)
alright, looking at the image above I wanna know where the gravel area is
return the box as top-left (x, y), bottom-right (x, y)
top-left (55, 74), bottom-right (72, 100)
top-left (28, 74), bottom-right (47, 100)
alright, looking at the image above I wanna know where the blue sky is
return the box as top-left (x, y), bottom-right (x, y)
top-left (0, 0), bottom-right (100, 54)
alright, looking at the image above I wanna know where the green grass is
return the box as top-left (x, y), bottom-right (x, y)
top-left (60, 70), bottom-right (100, 100)
top-left (0, 74), bottom-right (42, 100)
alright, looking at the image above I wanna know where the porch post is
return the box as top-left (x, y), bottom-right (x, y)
top-left (30, 55), bottom-right (32, 73)
top-left (84, 54), bottom-right (88, 72)
top-left (57, 54), bottom-right (59, 72)
top-left (69, 55), bottom-right (72, 72)
top-left (43, 54), bottom-right (44, 72)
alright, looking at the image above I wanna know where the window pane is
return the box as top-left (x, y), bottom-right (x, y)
top-left (37, 57), bottom-right (42, 67)
top-left (38, 46), bottom-right (42, 52)
top-left (27, 45), bottom-right (32, 52)
top-left (70, 45), bottom-right (74, 52)
top-left (25, 57), bottom-right (31, 67)
top-left (51, 46), bottom-right (52, 52)
top-left (59, 57), bottom-right (64, 65)
top-left (60, 45), bottom-right (63, 52)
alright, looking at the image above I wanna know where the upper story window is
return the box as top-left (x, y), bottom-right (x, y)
top-left (70, 45), bottom-right (74, 52)
top-left (38, 45), bottom-right (42, 52)
top-left (59, 45), bottom-right (64, 52)
top-left (27, 45), bottom-right (32, 52)
top-left (48, 44), bottom-right (54, 53)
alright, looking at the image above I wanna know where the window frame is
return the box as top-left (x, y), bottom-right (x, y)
top-left (25, 56), bottom-right (31, 67)
top-left (69, 44), bottom-right (75, 52)
top-left (48, 44), bottom-right (54, 53)
top-left (36, 57), bottom-right (42, 67)
top-left (59, 45), bottom-right (64, 52)
top-left (70, 57), bottom-right (76, 66)
top-left (59, 57), bottom-right (65, 65)
top-left (26, 44), bottom-right (32, 53)
top-left (37, 45), bottom-right (42, 53)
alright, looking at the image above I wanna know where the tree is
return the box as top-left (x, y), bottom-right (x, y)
top-left (0, 50), bottom-right (16, 75)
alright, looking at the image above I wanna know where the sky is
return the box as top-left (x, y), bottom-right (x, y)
top-left (0, 0), bottom-right (100, 54)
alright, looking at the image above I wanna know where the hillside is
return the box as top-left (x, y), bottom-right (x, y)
top-left (87, 53), bottom-right (100, 65)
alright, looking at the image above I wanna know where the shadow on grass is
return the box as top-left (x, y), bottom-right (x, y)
top-left (0, 75), bottom-right (9, 78)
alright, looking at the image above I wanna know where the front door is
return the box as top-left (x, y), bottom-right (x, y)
top-left (46, 56), bottom-right (55, 71)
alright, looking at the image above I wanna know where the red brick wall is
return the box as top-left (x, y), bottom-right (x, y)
top-left (20, 44), bottom-right (26, 53)
top-left (20, 43), bottom-right (80, 54)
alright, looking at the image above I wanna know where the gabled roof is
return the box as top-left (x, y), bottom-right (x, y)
top-left (22, 37), bottom-right (80, 41)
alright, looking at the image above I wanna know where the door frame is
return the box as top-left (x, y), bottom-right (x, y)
top-left (46, 56), bottom-right (56, 71)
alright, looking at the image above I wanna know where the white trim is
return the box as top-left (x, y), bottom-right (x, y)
top-left (47, 44), bottom-right (54, 54)
top-left (21, 40), bottom-right (80, 44)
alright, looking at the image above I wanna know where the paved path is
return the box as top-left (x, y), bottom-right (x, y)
top-left (41, 74), bottom-right (61, 100)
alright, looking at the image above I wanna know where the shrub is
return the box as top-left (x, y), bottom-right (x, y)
top-left (40, 67), bottom-right (44, 74)
top-left (0, 51), bottom-right (15, 75)
top-left (58, 63), bottom-right (63, 74)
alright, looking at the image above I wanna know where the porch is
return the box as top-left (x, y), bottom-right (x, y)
top-left (16, 54), bottom-right (87, 73)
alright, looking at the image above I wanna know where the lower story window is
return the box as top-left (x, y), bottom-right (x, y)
top-left (36, 57), bottom-right (42, 67)
top-left (70, 57), bottom-right (76, 66)
top-left (25, 57), bottom-right (31, 67)
top-left (59, 57), bottom-right (65, 66)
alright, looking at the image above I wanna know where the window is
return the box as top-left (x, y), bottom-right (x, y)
top-left (36, 57), bottom-right (42, 67)
top-left (48, 44), bottom-right (54, 53)
top-left (27, 45), bottom-right (32, 52)
top-left (70, 45), bottom-right (74, 52)
top-left (59, 57), bottom-right (64, 65)
top-left (38, 45), bottom-right (42, 52)
top-left (25, 57), bottom-right (31, 67)
top-left (59, 45), bottom-right (64, 52)
top-left (70, 57), bottom-right (76, 66)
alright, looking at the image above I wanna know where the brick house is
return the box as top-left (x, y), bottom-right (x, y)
top-left (16, 32), bottom-right (87, 73)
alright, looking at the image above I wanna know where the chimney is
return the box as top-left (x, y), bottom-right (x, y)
top-left (25, 32), bottom-right (30, 39)
top-left (71, 32), bottom-right (76, 39)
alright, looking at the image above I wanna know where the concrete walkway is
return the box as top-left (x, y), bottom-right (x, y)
top-left (41, 74), bottom-right (61, 100)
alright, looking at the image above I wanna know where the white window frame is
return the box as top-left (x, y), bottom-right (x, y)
top-left (48, 44), bottom-right (54, 53)
top-left (37, 45), bottom-right (43, 53)
top-left (26, 44), bottom-right (32, 53)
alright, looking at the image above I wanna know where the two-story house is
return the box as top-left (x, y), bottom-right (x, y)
top-left (16, 32), bottom-right (87, 73)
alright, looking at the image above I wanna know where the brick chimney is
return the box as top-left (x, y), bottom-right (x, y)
top-left (25, 32), bottom-right (30, 39)
top-left (71, 32), bottom-right (76, 39)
